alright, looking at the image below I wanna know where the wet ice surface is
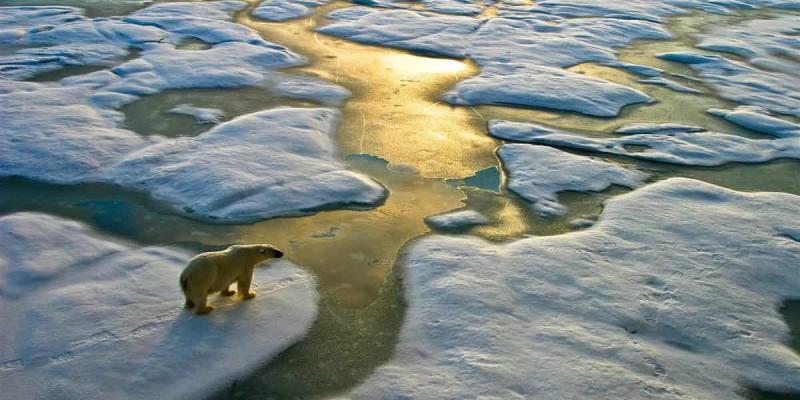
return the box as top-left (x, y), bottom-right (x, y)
top-left (319, 6), bottom-right (667, 116)
top-left (252, 0), bottom-right (328, 21)
top-left (654, 12), bottom-right (800, 118)
top-left (0, 80), bottom-right (385, 221)
top-left (2, 0), bottom-right (800, 399)
top-left (498, 144), bottom-right (649, 216)
top-left (709, 106), bottom-right (800, 138)
top-left (0, 2), bottom-right (384, 222)
top-left (491, 119), bottom-right (800, 167)
top-left (348, 179), bottom-right (800, 399)
top-left (424, 209), bottom-right (489, 231)
top-left (0, 212), bottom-right (318, 400)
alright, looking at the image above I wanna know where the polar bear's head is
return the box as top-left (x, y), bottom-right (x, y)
top-left (233, 244), bottom-right (284, 262)
top-left (254, 244), bottom-right (284, 261)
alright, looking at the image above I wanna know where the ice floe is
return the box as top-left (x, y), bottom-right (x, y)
top-left (351, 0), bottom-right (484, 15)
top-left (498, 144), bottom-right (649, 216)
top-left (319, 6), bottom-right (666, 116)
top-left (0, 2), bottom-right (306, 85)
top-left (638, 77), bottom-right (703, 94)
top-left (347, 178), bottom-right (800, 399)
top-left (0, 79), bottom-right (385, 221)
top-left (709, 106), bottom-right (800, 138)
top-left (490, 119), bottom-right (800, 167)
top-left (319, 7), bottom-right (481, 58)
top-left (506, 0), bottom-right (794, 20)
top-left (0, 212), bottom-right (319, 400)
top-left (614, 123), bottom-right (706, 135)
top-left (425, 209), bottom-right (489, 231)
top-left (252, 0), bottom-right (329, 21)
top-left (110, 108), bottom-right (387, 222)
top-left (0, 3), bottom-right (381, 222)
top-left (658, 14), bottom-right (800, 118)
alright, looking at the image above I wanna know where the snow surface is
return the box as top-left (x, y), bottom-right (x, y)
top-left (319, 6), bottom-right (665, 116)
top-left (500, 0), bottom-right (798, 20)
top-left (614, 123), bottom-right (706, 135)
top-left (498, 144), bottom-right (649, 216)
top-left (638, 77), bottom-right (703, 94)
top-left (346, 178), bottom-right (800, 399)
top-left (425, 209), bottom-right (489, 231)
top-left (490, 119), bottom-right (800, 167)
top-left (352, 0), bottom-right (484, 16)
top-left (0, 79), bottom-right (385, 222)
top-left (708, 106), bottom-right (800, 138)
top-left (252, 0), bottom-right (328, 22)
top-left (0, 3), bottom-right (383, 223)
top-left (658, 14), bottom-right (800, 118)
top-left (110, 108), bottom-right (388, 222)
top-left (0, 212), bottom-right (319, 400)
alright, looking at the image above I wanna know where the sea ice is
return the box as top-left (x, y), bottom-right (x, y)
top-left (708, 106), bottom-right (800, 138)
top-left (0, 79), bottom-right (385, 222)
top-left (0, 212), bottom-right (319, 400)
top-left (425, 209), bottom-right (490, 231)
top-left (638, 77), bottom-right (703, 94)
top-left (0, 3), bottom-right (382, 223)
top-left (498, 144), bottom-right (649, 216)
top-left (110, 108), bottom-right (388, 222)
top-left (658, 14), bottom-right (800, 118)
top-left (252, 0), bottom-right (328, 21)
top-left (319, 6), bottom-right (667, 116)
top-left (346, 178), bottom-right (800, 399)
top-left (490, 120), bottom-right (800, 167)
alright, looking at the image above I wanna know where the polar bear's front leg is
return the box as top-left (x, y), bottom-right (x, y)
top-left (238, 268), bottom-right (256, 300)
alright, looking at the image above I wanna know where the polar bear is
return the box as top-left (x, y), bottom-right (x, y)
top-left (179, 244), bottom-right (284, 315)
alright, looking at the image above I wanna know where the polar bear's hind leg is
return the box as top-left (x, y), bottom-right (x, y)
top-left (221, 285), bottom-right (235, 296)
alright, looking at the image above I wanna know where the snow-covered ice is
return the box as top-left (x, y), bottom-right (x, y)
top-left (319, 6), bottom-right (666, 116)
top-left (318, 7), bottom-right (481, 58)
top-left (0, 3), bottom-right (383, 223)
top-left (425, 209), bottom-right (489, 231)
top-left (498, 144), bottom-right (649, 216)
top-left (346, 178), bottom-right (800, 399)
top-left (0, 79), bottom-right (385, 222)
top-left (708, 106), bottom-right (800, 138)
top-left (658, 13), bottom-right (800, 118)
top-left (351, 0), bottom-right (484, 15)
top-left (638, 77), bottom-right (703, 94)
top-left (490, 119), bottom-right (800, 167)
top-left (252, 0), bottom-right (328, 22)
top-left (614, 123), bottom-right (706, 135)
top-left (110, 108), bottom-right (388, 222)
top-left (0, 212), bottom-right (319, 400)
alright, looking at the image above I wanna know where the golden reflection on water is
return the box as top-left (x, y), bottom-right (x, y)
top-left (233, 155), bottom-right (466, 306)
top-left (4, 3), bottom-right (800, 398)
top-left (238, 1), bottom-right (498, 179)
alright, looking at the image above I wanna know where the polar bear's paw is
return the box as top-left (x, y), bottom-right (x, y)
top-left (194, 305), bottom-right (214, 315)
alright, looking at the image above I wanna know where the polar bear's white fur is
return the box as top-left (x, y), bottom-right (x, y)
top-left (179, 244), bottom-right (284, 315)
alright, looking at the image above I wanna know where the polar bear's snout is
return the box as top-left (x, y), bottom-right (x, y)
top-left (259, 246), bottom-right (284, 258)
